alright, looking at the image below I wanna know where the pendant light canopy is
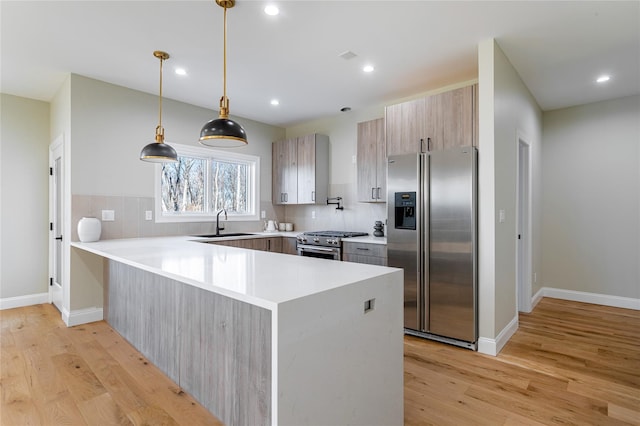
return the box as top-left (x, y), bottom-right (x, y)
top-left (199, 0), bottom-right (248, 148)
top-left (140, 51), bottom-right (178, 163)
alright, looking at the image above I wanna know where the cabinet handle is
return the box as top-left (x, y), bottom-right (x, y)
top-left (420, 138), bottom-right (425, 153)
top-left (357, 247), bottom-right (370, 251)
top-left (371, 187), bottom-right (376, 200)
top-left (267, 240), bottom-right (271, 251)
top-left (312, 191), bottom-right (315, 202)
top-left (285, 193), bottom-right (288, 202)
top-left (376, 187), bottom-right (381, 200)
top-left (427, 137), bottom-right (432, 152)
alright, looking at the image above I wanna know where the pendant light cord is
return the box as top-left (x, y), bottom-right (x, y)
top-left (154, 51), bottom-right (167, 142)
top-left (223, 5), bottom-right (227, 102)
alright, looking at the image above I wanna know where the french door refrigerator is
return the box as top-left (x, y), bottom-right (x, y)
top-left (387, 147), bottom-right (478, 350)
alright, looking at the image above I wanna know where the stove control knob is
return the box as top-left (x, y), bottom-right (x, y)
top-left (328, 239), bottom-right (337, 245)
top-left (313, 237), bottom-right (320, 243)
top-left (297, 236), bottom-right (307, 243)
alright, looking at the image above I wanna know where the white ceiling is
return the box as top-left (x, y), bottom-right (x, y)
top-left (2, 1), bottom-right (639, 127)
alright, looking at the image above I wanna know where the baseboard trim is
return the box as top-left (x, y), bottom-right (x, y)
top-left (531, 288), bottom-right (545, 309)
top-left (0, 293), bottom-right (49, 310)
top-left (477, 315), bottom-right (518, 357)
top-left (62, 306), bottom-right (104, 327)
top-left (537, 287), bottom-right (639, 311)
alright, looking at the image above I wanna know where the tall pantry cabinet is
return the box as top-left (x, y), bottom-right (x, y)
top-left (272, 134), bottom-right (329, 205)
top-left (385, 84), bottom-right (478, 155)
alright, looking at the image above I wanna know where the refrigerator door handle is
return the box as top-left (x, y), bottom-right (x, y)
top-left (419, 153), bottom-right (430, 332)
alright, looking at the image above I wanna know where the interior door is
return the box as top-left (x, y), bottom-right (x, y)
top-left (50, 140), bottom-right (64, 312)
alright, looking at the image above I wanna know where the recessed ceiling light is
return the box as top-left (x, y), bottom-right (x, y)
top-left (363, 65), bottom-right (374, 73)
top-left (264, 5), bottom-right (279, 16)
top-left (175, 68), bottom-right (187, 76)
top-left (270, 99), bottom-right (280, 106)
top-left (596, 75), bottom-right (610, 83)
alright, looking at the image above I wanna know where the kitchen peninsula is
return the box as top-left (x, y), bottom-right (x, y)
top-left (71, 236), bottom-right (403, 426)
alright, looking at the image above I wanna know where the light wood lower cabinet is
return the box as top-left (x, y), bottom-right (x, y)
top-left (282, 237), bottom-right (298, 255)
top-left (209, 237), bottom-right (282, 253)
top-left (105, 260), bottom-right (271, 426)
top-left (342, 241), bottom-right (387, 266)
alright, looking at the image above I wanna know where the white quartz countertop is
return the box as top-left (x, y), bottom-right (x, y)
top-left (71, 236), bottom-right (398, 310)
top-left (342, 235), bottom-right (387, 245)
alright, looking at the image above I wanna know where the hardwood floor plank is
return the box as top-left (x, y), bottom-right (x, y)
top-left (2, 298), bottom-right (638, 426)
top-left (76, 392), bottom-right (133, 426)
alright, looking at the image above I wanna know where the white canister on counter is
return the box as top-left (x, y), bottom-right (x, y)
top-left (278, 222), bottom-right (286, 231)
top-left (285, 223), bottom-right (293, 232)
top-left (78, 217), bottom-right (101, 242)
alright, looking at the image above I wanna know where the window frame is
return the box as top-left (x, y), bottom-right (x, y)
top-left (154, 143), bottom-right (260, 223)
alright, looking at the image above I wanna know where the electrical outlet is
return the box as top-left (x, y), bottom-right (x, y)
top-left (261, 210), bottom-right (266, 219)
top-left (499, 209), bottom-right (505, 223)
top-left (533, 272), bottom-right (537, 283)
top-left (102, 210), bottom-right (115, 221)
top-left (145, 210), bottom-right (153, 221)
top-left (311, 210), bottom-right (316, 219)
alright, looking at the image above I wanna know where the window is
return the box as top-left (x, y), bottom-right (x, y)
top-left (155, 144), bottom-right (260, 222)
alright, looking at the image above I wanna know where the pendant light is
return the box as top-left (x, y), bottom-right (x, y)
top-left (140, 51), bottom-right (178, 163)
top-left (199, 0), bottom-right (248, 148)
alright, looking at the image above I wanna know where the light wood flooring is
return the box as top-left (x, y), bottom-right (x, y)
top-left (1, 298), bottom-right (638, 425)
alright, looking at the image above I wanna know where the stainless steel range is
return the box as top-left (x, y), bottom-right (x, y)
top-left (296, 231), bottom-right (368, 260)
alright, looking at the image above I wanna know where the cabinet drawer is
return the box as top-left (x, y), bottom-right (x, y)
top-left (342, 242), bottom-right (387, 258)
top-left (342, 253), bottom-right (387, 266)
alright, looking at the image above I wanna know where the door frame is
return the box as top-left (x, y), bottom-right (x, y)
top-left (49, 134), bottom-right (65, 312)
top-left (516, 134), bottom-right (533, 313)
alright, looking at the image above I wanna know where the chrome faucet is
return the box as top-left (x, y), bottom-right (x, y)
top-left (216, 209), bottom-right (227, 236)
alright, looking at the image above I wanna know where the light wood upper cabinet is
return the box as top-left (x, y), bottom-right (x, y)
top-left (273, 134), bottom-right (329, 205)
top-left (357, 118), bottom-right (386, 202)
top-left (386, 84), bottom-right (477, 155)
top-left (272, 138), bottom-right (298, 204)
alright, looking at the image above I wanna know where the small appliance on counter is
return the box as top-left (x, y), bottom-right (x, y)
top-left (264, 219), bottom-right (278, 232)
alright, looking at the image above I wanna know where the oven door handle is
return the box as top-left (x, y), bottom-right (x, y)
top-left (298, 245), bottom-right (339, 254)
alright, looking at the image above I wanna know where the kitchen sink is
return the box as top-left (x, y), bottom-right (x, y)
top-left (194, 233), bottom-right (256, 238)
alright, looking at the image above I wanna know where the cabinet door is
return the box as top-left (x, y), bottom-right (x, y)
top-left (266, 237), bottom-right (282, 253)
top-left (439, 85), bottom-right (474, 150)
top-left (357, 118), bottom-right (386, 202)
top-left (297, 134), bottom-right (316, 204)
top-left (272, 138), bottom-right (297, 204)
top-left (374, 118), bottom-right (387, 201)
top-left (386, 98), bottom-right (425, 156)
top-left (357, 120), bottom-right (378, 202)
top-left (282, 237), bottom-right (298, 255)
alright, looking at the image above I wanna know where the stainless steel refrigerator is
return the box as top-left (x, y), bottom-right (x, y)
top-left (387, 147), bottom-right (477, 350)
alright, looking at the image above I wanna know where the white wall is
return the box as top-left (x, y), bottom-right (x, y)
top-left (477, 39), bottom-right (543, 351)
top-left (542, 95), bottom-right (640, 299)
top-left (0, 94), bottom-right (50, 300)
top-left (69, 74), bottom-right (284, 199)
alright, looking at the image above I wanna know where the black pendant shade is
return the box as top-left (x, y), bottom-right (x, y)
top-left (200, 117), bottom-right (247, 148)
top-left (140, 139), bottom-right (178, 162)
top-left (199, 0), bottom-right (247, 148)
top-left (140, 51), bottom-right (178, 163)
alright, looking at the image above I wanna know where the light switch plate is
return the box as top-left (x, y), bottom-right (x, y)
top-left (145, 210), bottom-right (153, 221)
top-left (102, 210), bottom-right (115, 221)
top-left (499, 209), bottom-right (505, 223)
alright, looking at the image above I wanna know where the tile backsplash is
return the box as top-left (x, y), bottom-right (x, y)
top-left (72, 184), bottom-right (387, 241)
top-left (283, 183), bottom-right (388, 235)
top-left (71, 194), bottom-right (284, 241)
